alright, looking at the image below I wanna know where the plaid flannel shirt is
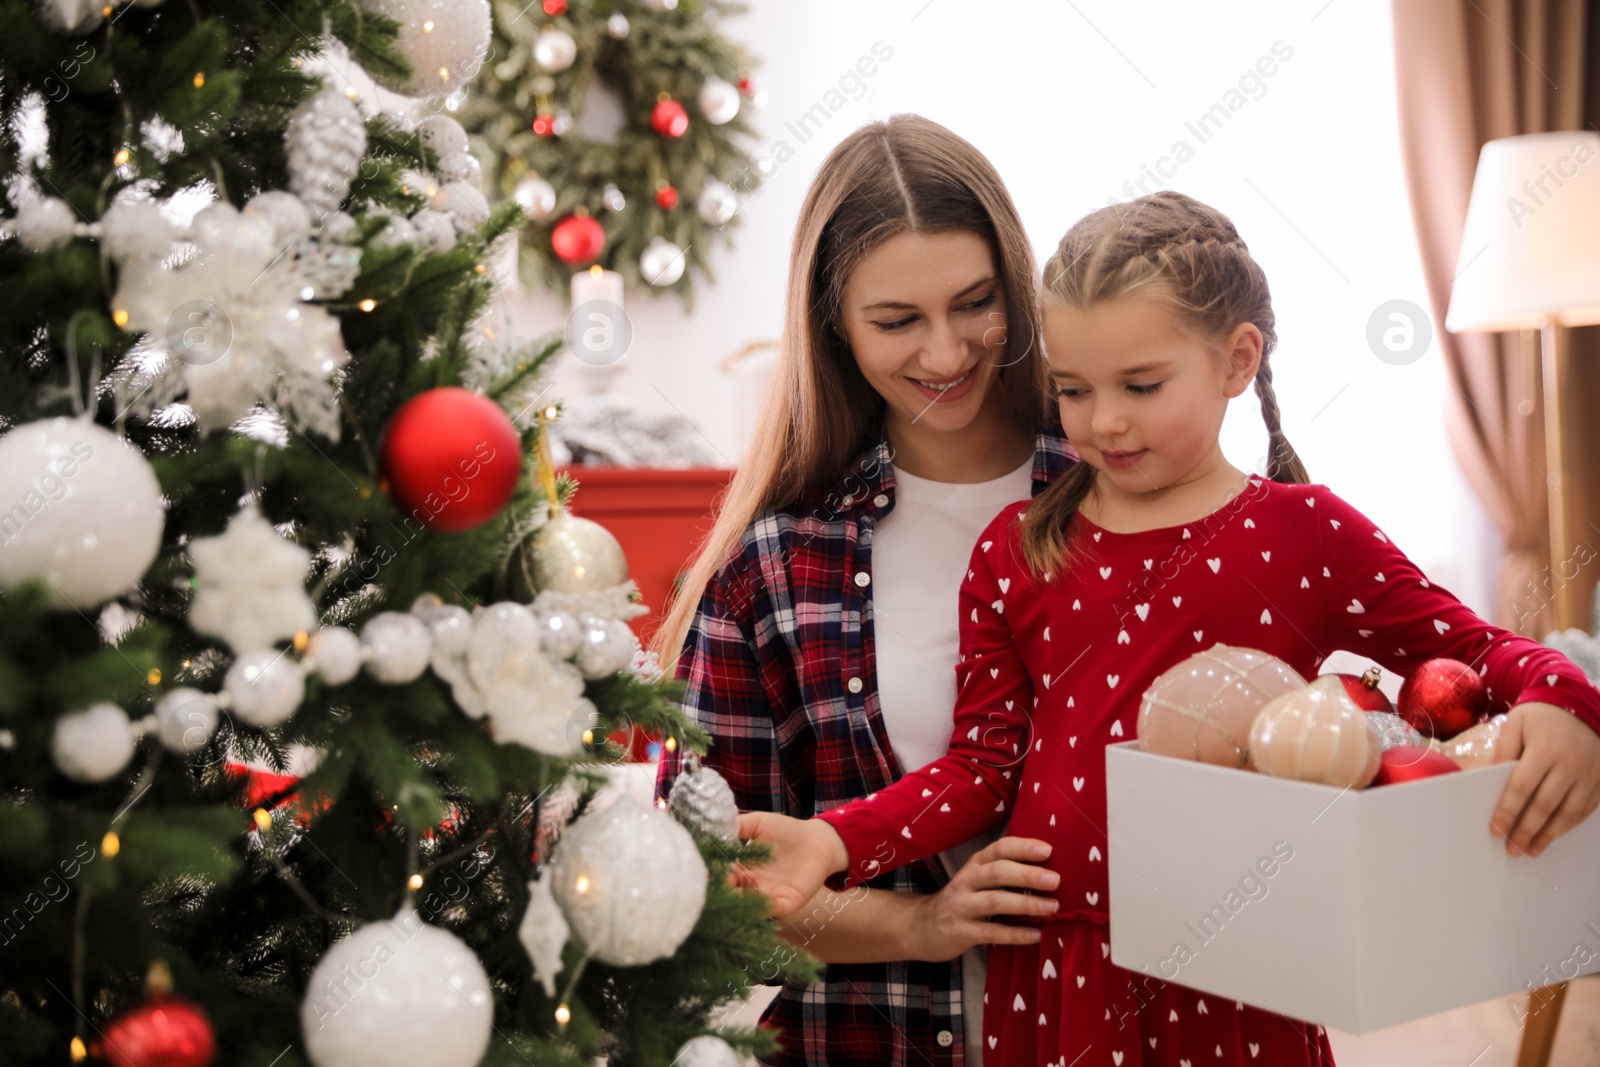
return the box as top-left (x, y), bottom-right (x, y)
top-left (656, 424), bottom-right (1075, 1067)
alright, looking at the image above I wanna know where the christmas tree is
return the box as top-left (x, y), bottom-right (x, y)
top-left (0, 2), bottom-right (809, 1065)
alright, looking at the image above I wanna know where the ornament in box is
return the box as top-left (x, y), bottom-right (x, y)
top-left (1137, 644), bottom-right (1305, 768)
top-left (1372, 744), bottom-right (1462, 786)
top-left (1398, 657), bottom-right (1487, 739)
top-left (1249, 674), bottom-right (1383, 788)
top-left (1333, 666), bottom-right (1394, 712)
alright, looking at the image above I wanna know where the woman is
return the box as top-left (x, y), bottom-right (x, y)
top-left (654, 115), bottom-right (1070, 1067)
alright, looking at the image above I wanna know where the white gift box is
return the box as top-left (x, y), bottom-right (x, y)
top-left (1104, 739), bottom-right (1600, 1033)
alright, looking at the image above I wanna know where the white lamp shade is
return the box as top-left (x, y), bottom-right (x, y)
top-left (1446, 131), bottom-right (1600, 332)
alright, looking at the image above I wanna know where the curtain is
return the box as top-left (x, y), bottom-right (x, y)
top-left (1391, 0), bottom-right (1600, 635)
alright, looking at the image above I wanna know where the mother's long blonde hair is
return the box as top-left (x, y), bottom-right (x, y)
top-left (655, 115), bottom-right (1053, 664)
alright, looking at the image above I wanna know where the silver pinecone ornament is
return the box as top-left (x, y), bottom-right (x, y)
top-left (285, 87), bottom-right (367, 219)
top-left (668, 753), bottom-right (739, 844)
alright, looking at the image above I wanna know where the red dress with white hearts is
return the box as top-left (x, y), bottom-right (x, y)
top-left (817, 479), bottom-right (1600, 1067)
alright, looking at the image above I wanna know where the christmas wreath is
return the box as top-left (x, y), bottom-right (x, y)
top-left (460, 0), bottom-right (762, 304)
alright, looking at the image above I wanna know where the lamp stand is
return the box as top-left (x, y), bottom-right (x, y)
top-left (1539, 322), bottom-right (1578, 629)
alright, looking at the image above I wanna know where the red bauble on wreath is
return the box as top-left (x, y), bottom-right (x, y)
top-left (531, 112), bottom-right (557, 137)
top-left (1335, 665), bottom-right (1395, 713)
top-left (101, 993), bottom-right (215, 1067)
top-left (654, 184), bottom-right (680, 210)
top-left (651, 97), bottom-right (689, 138)
top-left (550, 212), bottom-right (607, 265)
top-left (1398, 657), bottom-right (1488, 739)
top-left (379, 388), bottom-right (522, 533)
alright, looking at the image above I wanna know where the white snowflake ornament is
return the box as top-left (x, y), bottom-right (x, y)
top-left (189, 507), bottom-right (315, 653)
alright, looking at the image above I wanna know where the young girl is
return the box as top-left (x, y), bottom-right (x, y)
top-left (735, 190), bottom-right (1600, 1067)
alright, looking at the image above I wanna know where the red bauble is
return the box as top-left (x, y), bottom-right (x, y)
top-left (542, 0), bottom-right (567, 12)
top-left (651, 98), bottom-right (690, 138)
top-left (550, 213), bottom-right (606, 264)
top-left (1335, 666), bottom-right (1394, 713)
top-left (1398, 657), bottom-right (1488, 739)
top-left (531, 113), bottom-right (556, 137)
top-left (654, 184), bottom-right (680, 210)
top-left (379, 388), bottom-right (521, 533)
top-left (1372, 744), bottom-right (1462, 786)
top-left (736, 74), bottom-right (753, 93)
top-left (102, 996), bottom-right (215, 1067)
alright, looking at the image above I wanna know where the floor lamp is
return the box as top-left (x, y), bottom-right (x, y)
top-left (1446, 130), bottom-right (1600, 1067)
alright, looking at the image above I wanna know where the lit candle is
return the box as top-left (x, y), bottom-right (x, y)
top-left (571, 264), bottom-right (624, 312)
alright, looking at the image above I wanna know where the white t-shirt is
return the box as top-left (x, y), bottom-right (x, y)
top-left (869, 456), bottom-right (1034, 1064)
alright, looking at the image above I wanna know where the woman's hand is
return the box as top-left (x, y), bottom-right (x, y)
top-left (1490, 702), bottom-right (1600, 857)
top-left (733, 811), bottom-right (851, 919)
top-left (907, 837), bottom-right (1059, 962)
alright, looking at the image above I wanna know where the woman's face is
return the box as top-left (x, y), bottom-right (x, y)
top-left (839, 230), bottom-right (1012, 435)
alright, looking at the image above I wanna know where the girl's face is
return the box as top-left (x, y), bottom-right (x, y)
top-left (839, 230), bottom-right (1012, 434)
top-left (1043, 293), bottom-right (1259, 496)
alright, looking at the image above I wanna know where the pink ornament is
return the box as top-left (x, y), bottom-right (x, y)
top-left (1249, 675), bottom-right (1384, 788)
top-left (1439, 713), bottom-right (1507, 769)
top-left (1137, 644), bottom-right (1306, 768)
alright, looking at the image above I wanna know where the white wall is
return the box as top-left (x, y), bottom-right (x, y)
top-left (504, 0), bottom-right (1502, 621)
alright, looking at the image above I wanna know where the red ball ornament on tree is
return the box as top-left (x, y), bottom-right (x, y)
top-left (102, 994), bottom-right (216, 1067)
top-left (651, 98), bottom-right (689, 138)
top-left (654, 184), bottom-right (680, 210)
top-left (550, 213), bottom-right (606, 265)
top-left (532, 113), bottom-right (556, 137)
top-left (1335, 665), bottom-right (1394, 713)
top-left (1398, 657), bottom-right (1488, 739)
top-left (542, 0), bottom-right (567, 13)
top-left (379, 388), bottom-right (522, 533)
top-left (1371, 744), bottom-right (1462, 786)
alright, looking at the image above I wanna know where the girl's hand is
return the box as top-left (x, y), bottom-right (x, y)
top-left (908, 836), bottom-right (1059, 962)
top-left (1490, 702), bottom-right (1600, 857)
top-left (733, 811), bottom-right (850, 919)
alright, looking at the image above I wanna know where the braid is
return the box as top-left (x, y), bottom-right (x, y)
top-left (1253, 357), bottom-right (1309, 484)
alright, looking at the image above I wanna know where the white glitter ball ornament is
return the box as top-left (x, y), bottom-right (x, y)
top-left (51, 703), bottom-right (137, 783)
top-left (0, 418), bottom-right (165, 610)
top-left (153, 688), bottom-right (221, 755)
top-left (549, 796), bottom-right (708, 966)
top-left (357, 0), bottom-right (492, 98)
top-left (305, 626), bottom-right (364, 686)
top-left (188, 507), bottom-right (315, 654)
top-left (360, 612), bottom-right (432, 683)
top-left (225, 650), bottom-right (305, 728)
top-left (301, 907), bottom-right (492, 1067)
